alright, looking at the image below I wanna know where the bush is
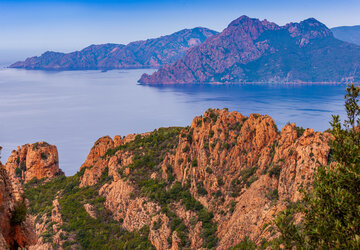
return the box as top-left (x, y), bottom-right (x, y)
top-left (229, 236), bottom-right (256, 249)
top-left (266, 189), bottom-right (279, 201)
top-left (268, 166), bottom-right (281, 179)
top-left (196, 182), bottom-right (208, 196)
top-left (294, 126), bottom-right (305, 137)
top-left (275, 83), bottom-right (360, 249)
top-left (209, 130), bottom-right (215, 138)
top-left (182, 145), bottom-right (189, 153)
top-left (15, 167), bottom-right (22, 177)
top-left (191, 159), bottom-right (198, 167)
top-left (11, 200), bottom-right (27, 225)
top-left (41, 152), bottom-right (47, 160)
top-left (206, 167), bottom-right (213, 174)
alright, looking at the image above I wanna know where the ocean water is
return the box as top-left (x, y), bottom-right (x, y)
top-left (0, 67), bottom-right (347, 175)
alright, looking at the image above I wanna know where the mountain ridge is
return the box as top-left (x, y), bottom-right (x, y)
top-left (9, 27), bottom-right (218, 70)
top-left (139, 16), bottom-right (360, 84)
top-left (331, 25), bottom-right (360, 46)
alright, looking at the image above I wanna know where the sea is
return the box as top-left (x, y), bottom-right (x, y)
top-left (0, 67), bottom-right (347, 175)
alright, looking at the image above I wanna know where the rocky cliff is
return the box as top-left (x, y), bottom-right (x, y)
top-left (139, 16), bottom-right (360, 84)
top-left (5, 142), bottom-right (63, 184)
top-left (17, 109), bottom-right (332, 249)
top-left (0, 158), bottom-right (37, 249)
top-left (9, 28), bottom-right (217, 70)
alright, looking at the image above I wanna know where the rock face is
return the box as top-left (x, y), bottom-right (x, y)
top-left (71, 109), bottom-right (331, 249)
top-left (10, 28), bottom-right (217, 70)
top-left (139, 16), bottom-right (360, 84)
top-left (13, 110), bottom-right (332, 249)
top-left (332, 25), bottom-right (360, 46)
top-left (5, 142), bottom-right (63, 184)
top-left (158, 109), bottom-right (331, 248)
top-left (0, 161), bottom-right (37, 249)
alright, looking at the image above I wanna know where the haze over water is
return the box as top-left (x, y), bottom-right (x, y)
top-left (0, 67), bottom-right (346, 175)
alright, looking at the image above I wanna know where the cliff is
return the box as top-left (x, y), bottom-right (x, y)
top-left (19, 109), bottom-right (332, 249)
top-left (9, 28), bottom-right (217, 70)
top-left (139, 16), bottom-right (360, 84)
top-left (5, 142), bottom-right (63, 184)
top-left (0, 160), bottom-right (37, 249)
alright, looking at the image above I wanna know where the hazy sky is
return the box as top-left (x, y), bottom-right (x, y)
top-left (1, 0), bottom-right (359, 62)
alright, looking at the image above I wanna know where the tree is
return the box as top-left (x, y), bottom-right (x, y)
top-left (275, 83), bottom-right (360, 249)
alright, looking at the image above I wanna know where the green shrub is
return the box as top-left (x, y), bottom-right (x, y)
top-left (209, 130), bottom-right (215, 138)
top-left (11, 200), bottom-right (27, 225)
top-left (229, 236), bottom-right (256, 249)
top-left (196, 182), bottom-right (208, 196)
top-left (217, 177), bottom-right (224, 186)
top-left (20, 161), bottom-right (26, 172)
top-left (191, 159), bottom-right (198, 167)
top-left (41, 152), bottom-right (47, 160)
top-left (275, 83), bottom-right (360, 249)
top-left (266, 189), bottom-right (279, 201)
top-left (206, 167), bottom-right (213, 174)
top-left (268, 166), bottom-right (281, 179)
top-left (294, 126), bottom-right (305, 137)
top-left (15, 167), bottom-right (22, 177)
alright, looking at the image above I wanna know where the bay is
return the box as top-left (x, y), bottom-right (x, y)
top-left (0, 67), bottom-right (346, 175)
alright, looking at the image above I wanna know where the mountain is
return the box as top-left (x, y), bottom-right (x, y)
top-left (2, 109), bottom-right (331, 249)
top-left (139, 16), bottom-right (360, 84)
top-left (9, 27), bottom-right (218, 70)
top-left (331, 25), bottom-right (360, 46)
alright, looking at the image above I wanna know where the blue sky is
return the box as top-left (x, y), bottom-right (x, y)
top-left (1, 0), bottom-right (359, 63)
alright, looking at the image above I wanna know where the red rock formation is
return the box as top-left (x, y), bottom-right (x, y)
top-left (74, 109), bottom-right (331, 249)
top-left (0, 161), bottom-right (37, 249)
top-left (159, 109), bottom-right (331, 248)
top-left (5, 142), bottom-right (63, 184)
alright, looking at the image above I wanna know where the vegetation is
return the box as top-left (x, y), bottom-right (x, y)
top-left (275, 83), bottom-right (360, 249)
top-left (103, 127), bottom-right (218, 248)
top-left (239, 166), bottom-right (257, 187)
top-left (229, 236), bottom-right (256, 250)
top-left (11, 198), bottom-right (27, 225)
top-left (25, 172), bottom-right (154, 248)
top-left (268, 165), bottom-right (281, 179)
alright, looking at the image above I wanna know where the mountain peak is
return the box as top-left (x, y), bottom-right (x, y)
top-left (228, 15), bottom-right (258, 28)
top-left (286, 18), bottom-right (333, 39)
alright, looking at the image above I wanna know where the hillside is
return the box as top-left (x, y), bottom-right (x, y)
top-left (332, 25), bottom-right (360, 46)
top-left (2, 109), bottom-right (332, 249)
top-left (139, 16), bottom-right (360, 84)
top-left (9, 28), bottom-right (217, 70)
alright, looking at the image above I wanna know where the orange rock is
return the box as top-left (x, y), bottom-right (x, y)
top-left (5, 142), bottom-right (62, 184)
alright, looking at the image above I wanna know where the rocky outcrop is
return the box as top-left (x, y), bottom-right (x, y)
top-left (73, 108), bottom-right (331, 249)
top-left (140, 16), bottom-right (360, 84)
top-left (159, 109), bottom-right (331, 248)
top-left (0, 161), bottom-right (37, 249)
top-left (5, 141), bottom-right (63, 184)
top-left (80, 133), bottom-right (149, 187)
top-left (11, 109), bottom-right (332, 249)
top-left (10, 28), bottom-right (218, 70)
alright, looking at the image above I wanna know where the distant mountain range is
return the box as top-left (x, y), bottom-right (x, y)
top-left (331, 25), bottom-right (360, 46)
top-left (9, 27), bottom-right (218, 70)
top-left (139, 16), bottom-right (360, 84)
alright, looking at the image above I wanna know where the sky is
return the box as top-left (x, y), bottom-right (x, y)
top-left (0, 0), bottom-right (359, 63)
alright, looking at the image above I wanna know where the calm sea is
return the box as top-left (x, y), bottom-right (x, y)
top-left (0, 67), bottom-right (346, 175)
